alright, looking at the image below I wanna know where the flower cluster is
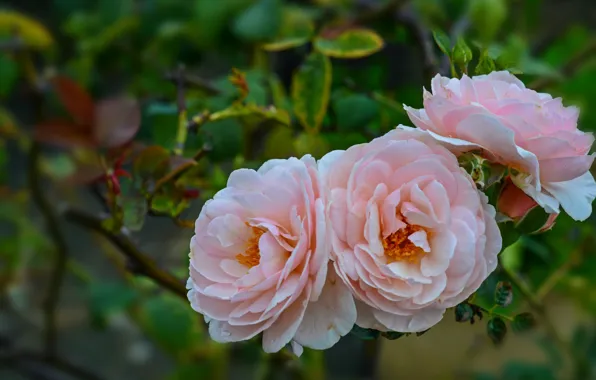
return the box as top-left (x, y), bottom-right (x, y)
top-left (187, 71), bottom-right (595, 355)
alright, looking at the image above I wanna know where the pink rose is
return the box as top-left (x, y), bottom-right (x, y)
top-left (187, 156), bottom-right (356, 355)
top-left (405, 71), bottom-right (596, 221)
top-left (497, 178), bottom-right (558, 233)
top-left (320, 128), bottom-right (501, 332)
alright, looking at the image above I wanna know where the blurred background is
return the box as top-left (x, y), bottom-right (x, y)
top-left (1, 0), bottom-right (595, 379)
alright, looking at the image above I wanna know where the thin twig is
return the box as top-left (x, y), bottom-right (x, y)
top-left (28, 142), bottom-right (68, 359)
top-left (530, 38), bottom-right (596, 91)
top-left (152, 160), bottom-right (197, 195)
top-left (163, 71), bottom-right (220, 96)
top-left (62, 208), bottom-right (187, 299)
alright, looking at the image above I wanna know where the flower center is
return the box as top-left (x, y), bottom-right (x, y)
top-left (236, 226), bottom-right (265, 268)
top-left (383, 225), bottom-right (425, 263)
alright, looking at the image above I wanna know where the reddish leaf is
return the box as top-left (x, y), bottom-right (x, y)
top-left (51, 75), bottom-right (95, 127)
top-left (64, 151), bottom-right (104, 184)
top-left (34, 120), bottom-right (96, 148)
top-left (94, 96), bottom-right (141, 148)
top-left (133, 145), bottom-right (170, 182)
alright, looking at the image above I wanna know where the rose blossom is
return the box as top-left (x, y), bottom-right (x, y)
top-left (187, 156), bottom-right (356, 355)
top-left (319, 128), bottom-right (501, 332)
top-left (497, 178), bottom-right (557, 233)
top-left (404, 71), bottom-right (596, 221)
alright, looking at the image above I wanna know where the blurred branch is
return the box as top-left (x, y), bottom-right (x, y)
top-left (530, 38), bottom-right (596, 91)
top-left (62, 208), bottom-right (187, 299)
top-left (28, 145), bottom-right (68, 359)
top-left (395, 6), bottom-right (439, 81)
top-left (1, 349), bottom-right (102, 380)
top-left (164, 70), bottom-right (220, 96)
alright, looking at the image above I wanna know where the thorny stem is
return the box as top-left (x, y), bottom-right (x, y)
top-left (62, 208), bottom-right (187, 299)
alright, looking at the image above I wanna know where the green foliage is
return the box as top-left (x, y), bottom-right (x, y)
top-left (455, 303), bottom-right (474, 323)
top-left (261, 6), bottom-right (314, 51)
top-left (314, 28), bottom-right (384, 59)
top-left (292, 51), bottom-right (332, 132)
top-left (487, 317), bottom-right (507, 345)
top-left (88, 282), bottom-right (139, 328)
top-left (494, 281), bottom-right (513, 308)
top-left (233, 0), bottom-right (282, 42)
top-left (3, 1), bottom-right (596, 379)
top-left (349, 325), bottom-right (380, 340)
top-left (511, 312), bottom-right (536, 333)
top-left (140, 294), bottom-right (203, 356)
top-left (333, 93), bottom-right (379, 132)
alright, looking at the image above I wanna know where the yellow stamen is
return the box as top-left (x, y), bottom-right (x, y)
top-left (383, 225), bottom-right (425, 263)
top-left (236, 226), bottom-right (265, 268)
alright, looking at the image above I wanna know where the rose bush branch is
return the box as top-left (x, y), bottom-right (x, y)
top-left (62, 208), bottom-right (187, 299)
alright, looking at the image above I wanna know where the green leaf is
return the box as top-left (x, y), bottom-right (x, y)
top-left (515, 206), bottom-right (551, 234)
top-left (475, 49), bottom-right (497, 76)
top-left (292, 51), bottom-right (331, 132)
top-left (147, 102), bottom-right (178, 151)
top-left (511, 312), bottom-right (536, 333)
top-left (0, 10), bottom-right (54, 50)
top-left (294, 132), bottom-right (329, 159)
top-left (314, 28), bottom-right (384, 59)
top-left (233, 0), bottom-right (282, 42)
top-left (88, 282), bottom-right (138, 328)
top-left (333, 94), bottom-right (379, 132)
top-left (494, 281), bottom-right (513, 307)
top-left (121, 196), bottom-right (147, 232)
top-left (349, 325), bottom-right (380, 340)
top-left (432, 29), bottom-right (451, 57)
top-left (263, 126), bottom-right (295, 159)
top-left (499, 221), bottom-right (521, 250)
top-left (470, 270), bottom-right (521, 319)
top-left (261, 6), bottom-right (314, 51)
top-left (452, 36), bottom-right (473, 70)
top-left (455, 303), bottom-right (474, 323)
top-left (381, 331), bottom-right (406, 340)
top-left (133, 145), bottom-right (171, 184)
top-left (201, 119), bottom-right (243, 162)
top-left (323, 132), bottom-right (367, 151)
top-left (487, 317), bottom-right (507, 345)
top-left (40, 154), bottom-right (76, 180)
top-left (140, 294), bottom-right (203, 355)
top-left (0, 54), bottom-right (18, 97)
